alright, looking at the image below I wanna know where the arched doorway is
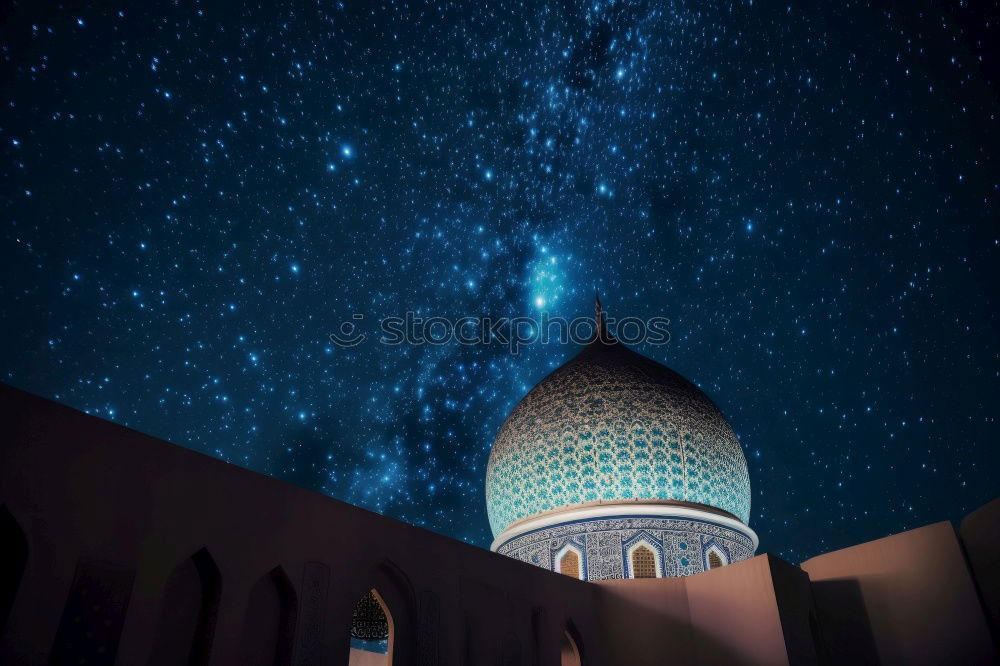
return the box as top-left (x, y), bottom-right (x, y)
top-left (148, 548), bottom-right (221, 666)
top-left (560, 629), bottom-right (581, 666)
top-left (349, 588), bottom-right (392, 665)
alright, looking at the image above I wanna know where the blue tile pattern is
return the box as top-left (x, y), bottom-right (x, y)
top-left (486, 339), bottom-right (751, 536)
top-left (496, 514), bottom-right (754, 580)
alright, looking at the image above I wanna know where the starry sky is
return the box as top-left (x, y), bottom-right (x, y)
top-left (2, 0), bottom-right (997, 563)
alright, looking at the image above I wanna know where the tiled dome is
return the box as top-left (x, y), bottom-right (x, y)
top-left (486, 333), bottom-right (751, 537)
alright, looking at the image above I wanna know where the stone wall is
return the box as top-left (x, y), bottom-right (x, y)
top-left (0, 384), bottom-right (600, 665)
top-left (801, 520), bottom-right (996, 664)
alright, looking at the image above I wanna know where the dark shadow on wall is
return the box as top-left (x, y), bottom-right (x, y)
top-left (417, 588), bottom-right (441, 666)
top-left (501, 631), bottom-right (522, 666)
top-left (531, 607), bottom-right (549, 666)
top-left (810, 578), bottom-right (880, 665)
top-left (595, 583), bottom-right (753, 666)
top-left (293, 561), bottom-right (330, 666)
top-left (147, 547), bottom-right (221, 666)
top-left (0, 506), bottom-right (28, 637)
top-left (48, 558), bottom-right (134, 666)
top-left (240, 566), bottom-right (297, 666)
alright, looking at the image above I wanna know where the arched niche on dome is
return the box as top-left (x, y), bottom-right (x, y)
top-left (704, 543), bottom-right (730, 570)
top-left (554, 543), bottom-right (585, 580)
top-left (148, 547), bottom-right (221, 666)
top-left (239, 566), bottom-right (297, 666)
top-left (630, 544), bottom-right (658, 578)
top-left (623, 532), bottom-right (664, 579)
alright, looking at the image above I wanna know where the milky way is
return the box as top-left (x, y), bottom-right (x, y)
top-left (2, 0), bottom-right (997, 562)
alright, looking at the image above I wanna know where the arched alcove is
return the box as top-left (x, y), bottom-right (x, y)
top-left (705, 544), bottom-right (729, 570)
top-left (0, 505), bottom-right (28, 636)
top-left (348, 588), bottom-right (392, 665)
top-left (560, 628), bottom-right (582, 666)
top-left (239, 566), bottom-right (297, 666)
top-left (560, 551), bottom-right (580, 578)
top-left (148, 547), bottom-right (221, 666)
top-left (623, 532), bottom-right (664, 579)
top-left (631, 544), bottom-right (657, 578)
top-left (555, 544), bottom-right (584, 580)
top-left (501, 631), bottom-right (522, 666)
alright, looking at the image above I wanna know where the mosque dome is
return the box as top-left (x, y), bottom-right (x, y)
top-left (485, 305), bottom-right (752, 540)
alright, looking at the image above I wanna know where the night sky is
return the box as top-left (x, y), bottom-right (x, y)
top-left (2, 0), bottom-right (997, 563)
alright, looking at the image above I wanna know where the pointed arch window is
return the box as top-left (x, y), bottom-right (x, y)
top-left (705, 545), bottom-right (729, 570)
top-left (625, 538), bottom-right (662, 579)
top-left (631, 545), bottom-right (657, 578)
top-left (558, 550), bottom-right (581, 580)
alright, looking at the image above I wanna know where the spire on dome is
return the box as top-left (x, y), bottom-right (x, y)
top-left (593, 290), bottom-right (613, 344)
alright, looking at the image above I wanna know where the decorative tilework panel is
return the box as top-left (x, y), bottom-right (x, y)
top-left (496, 515), bottom-right (754, 581)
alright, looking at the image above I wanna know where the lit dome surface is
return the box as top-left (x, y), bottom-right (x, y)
top-left (486, 333), bottom-right (751, 538)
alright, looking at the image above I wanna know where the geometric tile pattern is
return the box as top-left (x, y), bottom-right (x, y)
top-left (486, 337), bottom-right (752, 536)
top-left (496, 515), bottom-right (754, 580)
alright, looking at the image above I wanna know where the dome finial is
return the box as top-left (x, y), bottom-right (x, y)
top-left (594, 290), bottom-right (612, 342)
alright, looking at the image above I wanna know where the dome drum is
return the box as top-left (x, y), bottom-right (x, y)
top-left (495, 507), bottom-right (756, 580)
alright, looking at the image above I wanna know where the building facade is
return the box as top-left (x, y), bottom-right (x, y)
top-left (1, 381), bottom-right (998, 664)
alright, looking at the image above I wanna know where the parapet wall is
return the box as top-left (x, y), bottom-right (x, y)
top-left (961, 498), bottom-right (1000, 646)
top-left (802, 516), bottom-right (996, 664)
top-left (0, 384), bottom-right (601, 665)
